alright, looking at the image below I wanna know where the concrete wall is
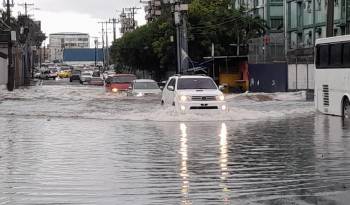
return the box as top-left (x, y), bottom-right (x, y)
top-left (0, 48), bottom-right (8, 89)
top-left (288, 64), bottom-right (315, 90)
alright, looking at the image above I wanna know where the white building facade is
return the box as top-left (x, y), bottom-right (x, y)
top-left (48, 32), bottom-right (90, 63)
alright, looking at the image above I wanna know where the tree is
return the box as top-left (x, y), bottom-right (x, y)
top-left (110, 1), bottom-right (267, 78)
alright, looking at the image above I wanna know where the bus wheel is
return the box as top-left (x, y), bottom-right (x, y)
top-left (343, 98), bottom-right (350, 119)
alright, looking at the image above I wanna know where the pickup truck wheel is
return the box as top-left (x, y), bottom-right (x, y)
top-left (161, 100), bottom-right (164, 106)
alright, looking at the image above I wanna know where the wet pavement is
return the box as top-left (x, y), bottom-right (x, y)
top-left (0, 79), bottom-right (349, 205)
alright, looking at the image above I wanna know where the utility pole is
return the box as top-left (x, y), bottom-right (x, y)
top-left (326, 0), bottom-right (334, 37)
top-left (168, 0), bottom-right (189, 74)
top-left (109, 18), bottom-right (118, 42)
top-left (18, 2), bottom-right (34, 16)
top-left (98, 22), bottom-right (105, 67)
top-left (6, 0), bottom-right (15, 91)
top-left (105, 21), bottom-right (109, 68)
top-left (124, 7), bottom-right (141, 30)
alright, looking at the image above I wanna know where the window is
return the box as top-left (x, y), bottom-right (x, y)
top-left (177, 78), bottom-right (218, 90)
top-left (317, 45), bottom-right (329, 68)
top-left (329, 44), bottom-right (342, 66)
top-left (343, 43), bottom-right (350, 66)
top-left (290, 2), bottom-right (297, 29)
top-left (167, 78), bottom-right (176, 91)
top-left (270, 18), bottom-right (283, 30)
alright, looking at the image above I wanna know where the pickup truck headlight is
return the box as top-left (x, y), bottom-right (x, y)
top-left (216, 95), bottom-right (225, 101)
top-left (180, 95), bottom-right (190, 102)
top-left (136, 92), bottom-right (144, 97)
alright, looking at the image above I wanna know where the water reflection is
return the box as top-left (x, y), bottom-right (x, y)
top-left (219, 123), bottom-right (230, 204)
top-left (179, 123), bottom-right (191, 205)
top-left (1, 114), bottom-right (350, 204)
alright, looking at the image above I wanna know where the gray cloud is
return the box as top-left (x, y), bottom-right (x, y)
top-left (34, 0), bottom-right (143, 19)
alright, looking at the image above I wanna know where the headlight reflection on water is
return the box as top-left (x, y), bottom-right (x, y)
top-left (220, 123), bottom-right (230, 203)
top-left (179, 123), bottom-right (191, 205)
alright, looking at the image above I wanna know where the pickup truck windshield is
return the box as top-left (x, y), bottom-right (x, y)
top-left (111, 76), bottom-right (136, 83)
top-left (177, 78), bottom-right (217, 90)
top-left (134, 82), bottom-right (159, 89)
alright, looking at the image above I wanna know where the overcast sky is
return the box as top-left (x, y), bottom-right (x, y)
top-left (13, 0), bottom-right (147, 47)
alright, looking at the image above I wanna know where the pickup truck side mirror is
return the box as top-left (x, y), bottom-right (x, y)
top-left (167, 85), bottom-right (175, 91)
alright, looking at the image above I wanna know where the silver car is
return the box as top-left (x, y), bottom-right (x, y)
top-left (128, 79), bottom-right (162, 97)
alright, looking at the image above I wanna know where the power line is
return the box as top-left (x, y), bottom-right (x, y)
top-left (17, 2), bottom-right (35, 17)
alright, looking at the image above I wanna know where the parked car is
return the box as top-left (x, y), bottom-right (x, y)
top-left (161, 75), bottom-right (227, 112)
top-left (58, 70), bottom-right (71, 78)
top-left (89, 71), bottom-right (104, 86)
top-left (105, 74), bottom-right (137, 93)
top-left (128, 79), bottom-right (162, 96)
top-left (48, 69), bottom-right (58, 79)
top-left (70, 70), bottom-right (81, 82)
top-left (80, 71), bottom-right (93, 84)
top-left (39, 70), bottom-right (53, 80)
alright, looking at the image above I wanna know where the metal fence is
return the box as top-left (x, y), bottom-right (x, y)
top-left (287, 55), bottom-right (315, 91)
top-left (248, 33), bottom-right (286, 64)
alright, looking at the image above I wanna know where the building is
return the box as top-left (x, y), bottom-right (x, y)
top-left (235, 0), bottom-right (284, 33)
top-left (63, 48), bottom-right (104, 65)
top-left (144, 0), bottom-right (162, 22)
top-left (286, 0), bottom-right (348, 52)
top-left (48, 32), bottom-right (90, 62)
top-left (234, 0), bottom-right (286, 64)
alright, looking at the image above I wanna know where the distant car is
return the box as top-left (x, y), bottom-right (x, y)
top-left (48, 69), bottom-right (58, 79)
top-left (161, 75), bottom-right (227, 112)
top-left (39, 70), bottom-right (51, 80)
top-left (103, 71), bottom-right (116, 80)
top-left (80, 71), bottom-right (93, 84)
top-left (105, 74), bottom-right (137, 93)
top-left (89, 71), bottom-right (104, 86)
top-left (128, 79), bottom-right (162, 96)
top-left (34, 71), bottom-right (41, 79)
top-left (58, 70), bottom-right (71, 78)
top-left (70, 70), bottom-right (81, 82)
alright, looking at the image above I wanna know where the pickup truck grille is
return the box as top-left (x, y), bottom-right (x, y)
top-left (191, 96), bottom-right (216, 101)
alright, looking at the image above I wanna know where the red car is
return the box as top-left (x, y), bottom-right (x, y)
top-left (105, 74), bottom-right (137, 93)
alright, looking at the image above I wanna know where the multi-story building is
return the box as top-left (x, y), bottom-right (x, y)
top-left (239, 0), bottom-right (349, 55)
top-left (235, 0), bottom-right (284, 33)
top-left (144, 0), bottom-right (162, 22)
top-left (287, 0), bottom-right (348, 51)
top-left (48, 32), bottom-right (89, 62)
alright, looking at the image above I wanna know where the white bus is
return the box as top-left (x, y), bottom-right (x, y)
top-left (315, 35), bottom-right (350, 118)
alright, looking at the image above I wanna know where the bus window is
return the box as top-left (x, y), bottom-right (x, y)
top-left (343, 43), bottom-right (350, 67)
top-left (329, 44), bottom-right (342, 66)
top-left (318, 45), bottom-right (329, 68)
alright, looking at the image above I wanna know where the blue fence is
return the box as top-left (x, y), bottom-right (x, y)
top-left (248, 63), bottom-right (288, 93)
top-left (63, 48), bottom-right (103, 62)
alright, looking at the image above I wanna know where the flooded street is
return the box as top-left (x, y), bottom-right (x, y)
top-left (0, 81), bottom-right (350, 204)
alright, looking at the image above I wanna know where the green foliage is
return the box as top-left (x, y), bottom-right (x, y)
top-left (110, 17), bottom-right (176, 80)
top-left (110, 1), bottom-right (266, 76)
top-left (0, 9), bottom-right (46, 47)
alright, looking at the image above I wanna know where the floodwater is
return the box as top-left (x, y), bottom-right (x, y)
top-left (0, 80), bottom-right (349, 205)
